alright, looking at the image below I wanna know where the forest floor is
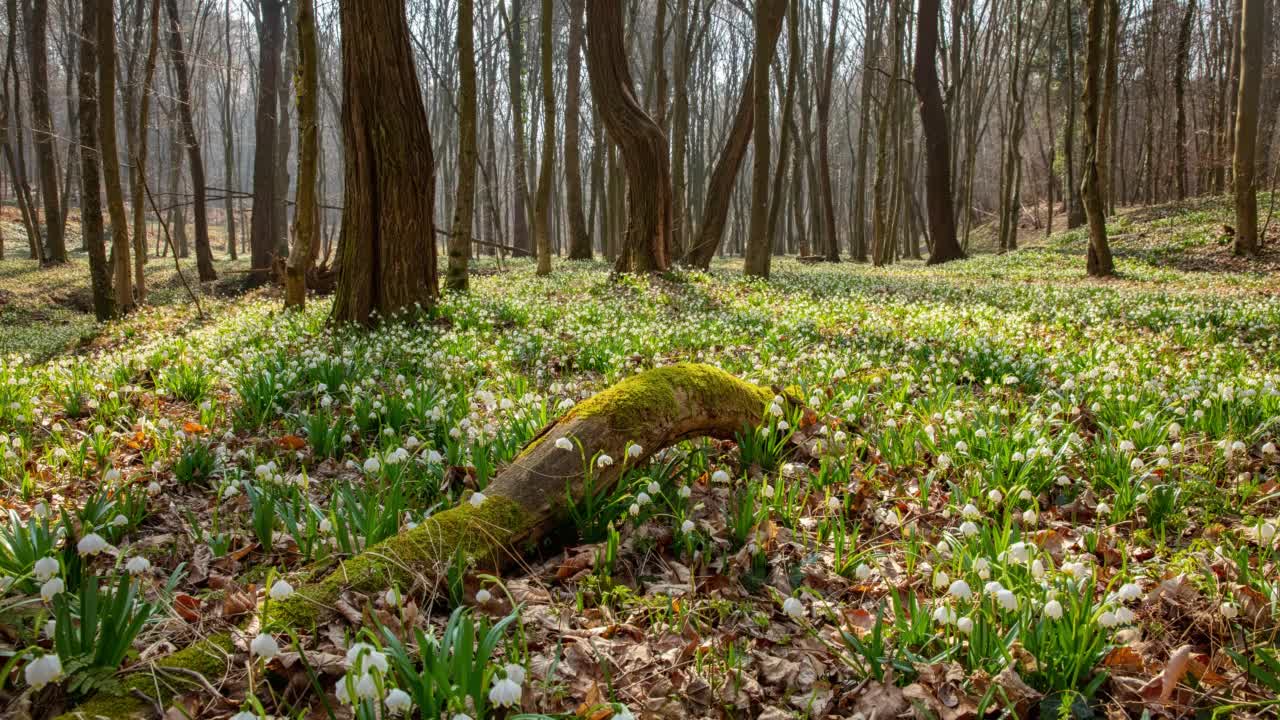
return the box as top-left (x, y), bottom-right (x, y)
top-left (1, 196), bottom-right (1279, 720)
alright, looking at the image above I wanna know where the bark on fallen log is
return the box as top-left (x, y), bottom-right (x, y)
top-left (57, 363), bottom-right (781, 719)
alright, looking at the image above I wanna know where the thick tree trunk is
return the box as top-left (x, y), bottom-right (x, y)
top-left (22, 0), bottom-right (65, 263)
top-left (915, 0), bottom-right (965, 264)
top-left (274, 0), bottom-right (297, 262)
top-left (744, 0), bottom-right (788, 277)
top-left (164, 0), bottom-right (217, 282)
top-left (564, 0), bottom-right (592, 260)
top-left (447, 0), bottom-right (479, 289)
top-left (99, 0), bottom-right (134, 312)
top-left (1082, 0), bottom-right (1114, 276)
top-left (249, 0), bottom-right (284, 284)
top-left (585, 0), bottom-right (673, 273)
top-left (533, 0), bottom-right (554, 276)
top-left (285, 0), bottom-right (320, 309)
top-left (1231, 0), bottom-right (1263, 256)
top-left (78, 0), bottom-right (113, 321)
top-left (1064, 2), bottom-right (1085, 229)
top-left (57, 364), bottom-right (790, 720)
top-left (331, 0), bottom-right (438, 324)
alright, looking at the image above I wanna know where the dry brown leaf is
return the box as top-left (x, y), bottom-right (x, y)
top-left (1139, 643), bottom-right (1194, 703)
top-left (222, 587), bottom-right (257, 619)
top-left (1103, 645), bottom-right (1146, 674)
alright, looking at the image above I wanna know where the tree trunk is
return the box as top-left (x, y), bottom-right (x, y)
top-left (221, 0), bottom-right (237, 260)
top-left (249, 0), bottom-right (284, 284)
top-left (915, 0), bottom-right (964, 264)
top-left (1231, 0), bottom-right (1262, 255)
top-left (744, 0), bottom-right (788, 277)
top-left (285, 0), bottom-right (319, 309)
top-left (447, 0), bottom-right (479, 289)
top-left (130, 0), bottom-right (161, 302)
top-left (1064, 2), bottom-right (1085, 229)
top-left (331, 0), bottom-right (438, 325)
top-left (164, 0), bottom-right (217, 282)
top-left (78, 0), bottom-right (113, 320)
top-left (564, 0), bottom-right (592, 260)
top-left (21, 0), bottom-right (65, 263)
top-left (816, 0), bottom-right (841, 262)
top-left (274, 0), bottom-right (296, 263)
top-left (1097, 0), bottom-right (1119, 213)
top-left (504, 0), bottom-right (532, 258)
top-left (1082, 0), bottom-right (1114, 277)
top-left (99, 0), bottom-right (134, 312)
top-left (584, 0), bottom-right (673, 273)
top-left (533, 0), bottom-right (554, 275)
top-left (1174, 0), bottom-right (1195, 201)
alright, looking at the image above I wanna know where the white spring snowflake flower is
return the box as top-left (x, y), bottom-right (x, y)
top-left (948, 579), bottom-right (972, 600)
top-left (1117, 583), bottom-right (1142, 602)
top-left (250, 633), bottom-right (280, 659)
top-left (77, 533), bottom-right (107, 556)
top-left (40, 577), bottom-right (64, 602)
top-left (24, 654), bottom-right (64, 690)
top-left (489, 677), bottom-right (522, 707)
top-left (1220, 602), bottom-right (1239, 619)
top-left (681, 519), bottom-right (696, 534)
top-left (956, 616), bottom-right (974, 634)
top-left (711, 470), bottom-right (730, 483)
top-left (384, 688), bottom-right (412, 715)
top-left (470, 492), bottom-right (487, 508)
top-left (126, 556), bottom-right (151, 575)
top-left (596, 454), bottom-right (614, 468)
top-left (269, 579), bottom-right (294, 601)
top-left (34, 556), bottom-right (58, 582)
top-left (996, 589), bottom-right (1017, 611)
top-left (1043, 600), bottom-right (1063, 620)
top-left (782, 596), bottom-right (805, 619)
top-left (555, 437), bottom-right (573, 451)
top-left (627, 443), bottom-right (643, 458)
top-left (475, 588), bottom-right (492, 604)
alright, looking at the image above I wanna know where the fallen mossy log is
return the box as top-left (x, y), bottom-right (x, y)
top-left (57, 363), bottom-right (781, 719)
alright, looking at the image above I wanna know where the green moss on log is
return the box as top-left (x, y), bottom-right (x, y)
top-left (567, 363), bottom-right (773, 437)
top-left (266, 494), bottom-right (532, 630)
top-left (53, 634), bottom-right (235, 720)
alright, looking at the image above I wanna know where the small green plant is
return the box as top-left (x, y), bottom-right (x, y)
top-left (173, 441), bottom-right (218, 486)
top-left (381, 605), bottom-right (523, 719)
top-left (49, 569), bottom-right (177, 696)
top-left (0, 510), bottom-right (56, 590)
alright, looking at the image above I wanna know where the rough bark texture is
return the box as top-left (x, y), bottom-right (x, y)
top-left (816, 0), bottom-right (840, 262)
top-left (1097, 0), bottom-right (1119, 212)
top-left (744, 0), bottom-right (788, 277)
top-left (505, 0), bottom-right (532, 257)
top-left (1173, 0), bottom-right (1195, 201)
top-left (130, 0), bottom-right (161, 302)
top-left (1081, 0), bottom-right (1114, 276)
top-left (286, 0), bottom-right (320, 308)
top-left (164, 0), bottom-right (217, 282)
top-left (915, 0), bottom-right (965, 264)
top-left (533, 0), bottom-right (554, 276)
top-left (447, 0), bottom-right (478, 289)
top-left (22, 0), bottom-right (65, 263)
top-left (249, 0), bottom-right (284, 284)
top-left (331, 0), bottom-right (438, 325)
top-left (99, 0), bottom-right (134, 312)
top-left (78, 0), bottom-right (113, 320)
top-left (56, 364), bottom-right (784, 720)
top-left (585, 0), bottom-right (673, 273)
top-left (1231, 0), bottom-right (1262, 256)
top-left (564, 0), bottom-right (592, 259)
